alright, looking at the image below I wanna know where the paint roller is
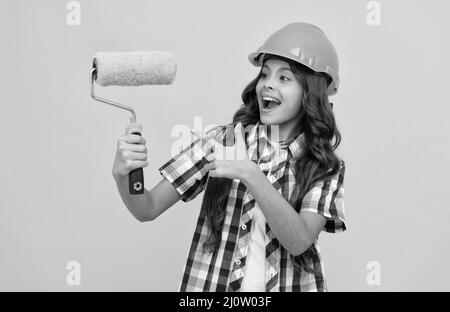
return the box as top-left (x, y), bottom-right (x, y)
top-left (90, 51), bottom-right (177, 195)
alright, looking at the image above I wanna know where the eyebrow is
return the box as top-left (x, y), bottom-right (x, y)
top-left (262, 64), bottom-right (292, 72)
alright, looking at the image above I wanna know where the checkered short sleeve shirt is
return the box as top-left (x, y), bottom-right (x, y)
top-left (158, 122), bottom-right (346, 292)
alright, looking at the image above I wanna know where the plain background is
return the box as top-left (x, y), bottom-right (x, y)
top-left (1, 0), bottom-right (449, 291)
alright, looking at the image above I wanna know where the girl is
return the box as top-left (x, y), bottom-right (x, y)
top-left (112, 22), bottom-right (346, 292)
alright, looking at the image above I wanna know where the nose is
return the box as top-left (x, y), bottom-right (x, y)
top-left (263, 75), bottom-right (277, 90)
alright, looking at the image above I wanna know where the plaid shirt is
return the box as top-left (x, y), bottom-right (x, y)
top-left (158, 122), bottom-right (346, 292)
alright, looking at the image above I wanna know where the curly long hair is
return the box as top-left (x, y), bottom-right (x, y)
top-left (202, 54), bottom-right (342, 275)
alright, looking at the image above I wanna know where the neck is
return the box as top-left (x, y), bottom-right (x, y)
top-left (278, 123), bottom-right (302, 142)
top-left (260, 122), bottom-right (302, 145)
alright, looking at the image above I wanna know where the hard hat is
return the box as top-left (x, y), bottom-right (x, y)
top-left (248, 22), bottom-right (339, 96)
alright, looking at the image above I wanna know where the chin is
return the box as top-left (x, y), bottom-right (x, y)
top-left (260, 114), bottom-right (280, 126)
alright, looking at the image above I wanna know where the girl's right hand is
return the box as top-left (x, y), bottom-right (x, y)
top-left (112, 123), bottom-right (149, 179)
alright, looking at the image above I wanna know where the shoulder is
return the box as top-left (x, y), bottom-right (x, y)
top-left (319, 158), bottom-right (345, 187)
top-left (323, 158), bottom-right (345, 174)
top-left (331, 158), bottom-right (346, 181)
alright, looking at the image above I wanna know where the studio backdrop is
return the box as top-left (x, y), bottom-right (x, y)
top-left (0, 0), bottom-right (449, 291)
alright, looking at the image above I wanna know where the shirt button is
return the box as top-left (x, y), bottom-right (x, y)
top-left (241, 224), bottom-right (247, 231)
top-left (235, 259), bottom-right (241, 266)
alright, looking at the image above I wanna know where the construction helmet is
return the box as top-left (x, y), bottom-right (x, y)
top-left (248, 22), bottom-right (339, 96)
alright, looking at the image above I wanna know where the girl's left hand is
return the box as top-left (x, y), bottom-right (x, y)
top-left (193, 122), bottom-right (254, 181)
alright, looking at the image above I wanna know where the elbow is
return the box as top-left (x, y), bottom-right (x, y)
top-left (136, 213), bottom-right (156, 223)
top-left (137, 216), bottom-right (149, 223)
top-left (290, 237), bottom-right (314, 257)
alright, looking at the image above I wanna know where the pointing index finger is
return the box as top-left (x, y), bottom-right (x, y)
top-left (191, 129), bottom-right (216, 152)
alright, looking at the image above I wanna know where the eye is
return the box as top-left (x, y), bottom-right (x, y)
top-left (260, 72), bottom-right (268, 79)
top-left (281, 76), bottom-right (290, 81)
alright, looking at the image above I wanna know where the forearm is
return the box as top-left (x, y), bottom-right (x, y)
top-left (113, 174), bottom-right (152, 222)
top-left (241, 163), bottom-right (313, 256)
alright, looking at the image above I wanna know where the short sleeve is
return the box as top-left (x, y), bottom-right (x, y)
top-left (300, 160), bottom-right (347, 233)
top-left (158, 125), bottom-right (224, 203)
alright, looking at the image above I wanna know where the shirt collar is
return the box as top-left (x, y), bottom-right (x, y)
top-left (248, 121), bottom-right (305, 160)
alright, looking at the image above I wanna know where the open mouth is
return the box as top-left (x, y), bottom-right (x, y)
top-left (261, 96), bottom-right (281, 111)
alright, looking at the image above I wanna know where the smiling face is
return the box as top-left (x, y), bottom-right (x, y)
top-left (255, 57), bottom-right (304, 141)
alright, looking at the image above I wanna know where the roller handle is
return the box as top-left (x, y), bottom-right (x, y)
top-left (129, 131), bottom-right (144, 195)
